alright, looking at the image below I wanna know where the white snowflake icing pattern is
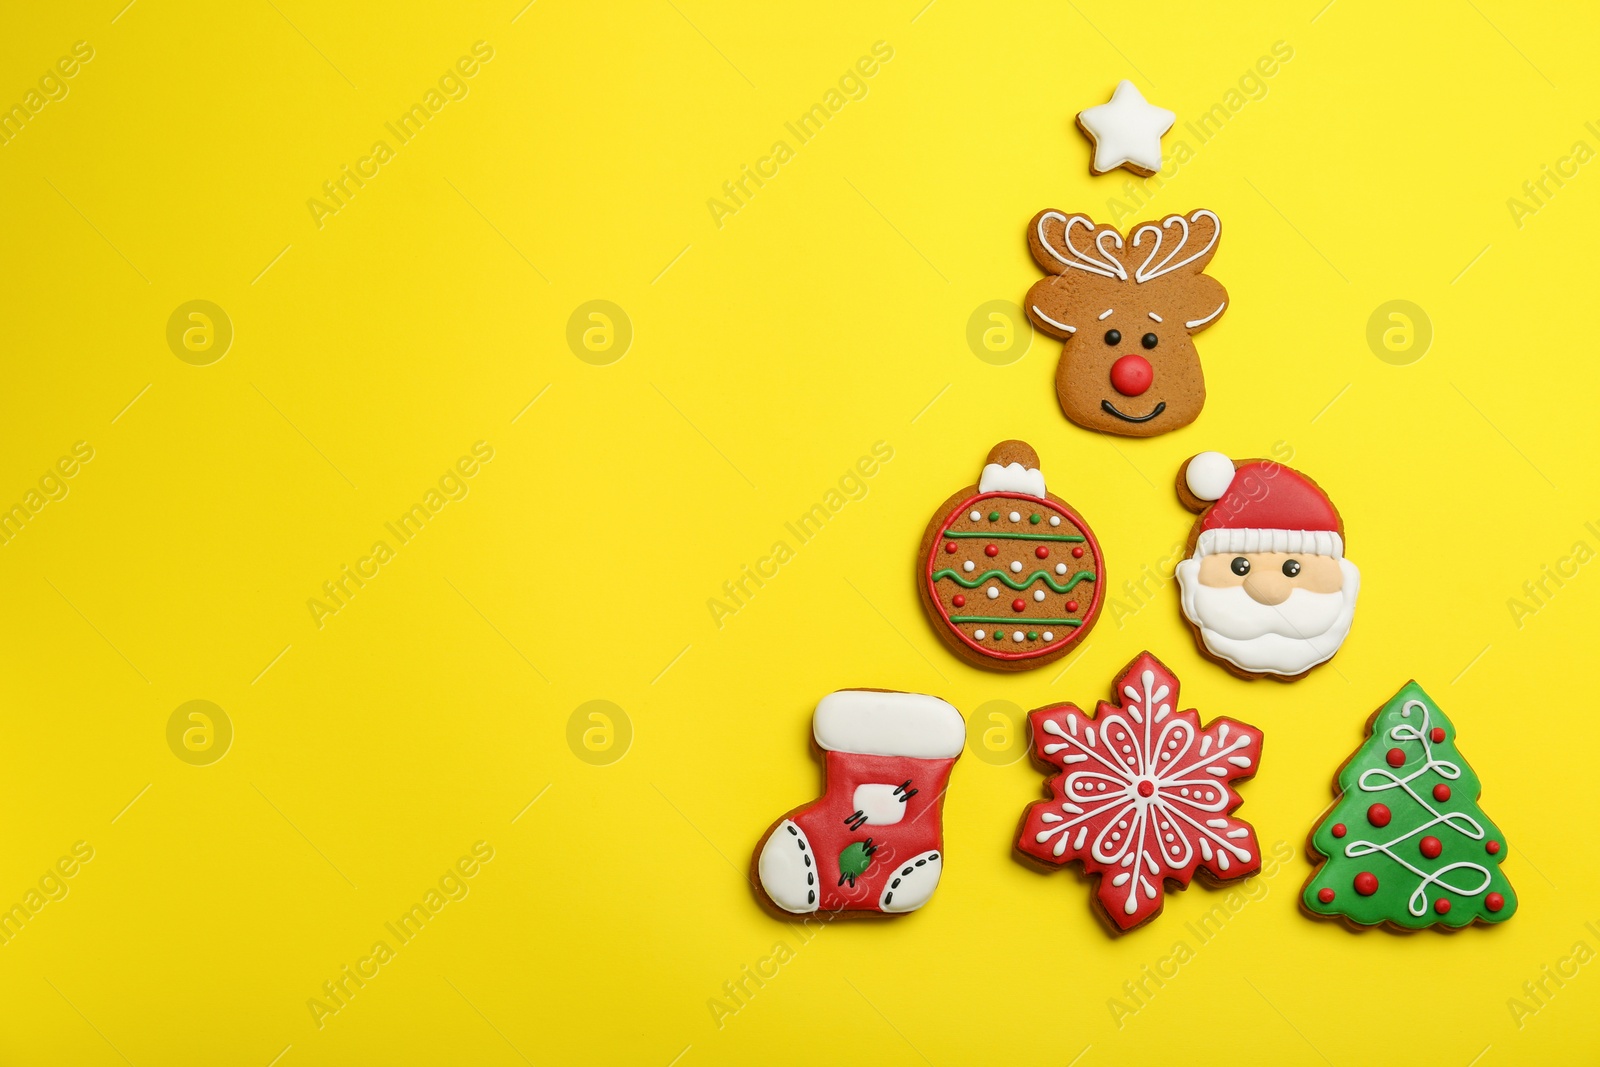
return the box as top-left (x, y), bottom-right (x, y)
top-left (1028, 664), bottom-right (1259, 919)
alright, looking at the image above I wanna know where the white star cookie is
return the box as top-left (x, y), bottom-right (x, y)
top-left (1076, 80), bottom-right (1175, 176)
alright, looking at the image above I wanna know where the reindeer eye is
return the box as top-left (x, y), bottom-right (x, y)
top-left (1283, 559), bottom-right (1301, 578)
top-left (1141, 333), bottom-right (1158, 349)
top-left (1103, 330), bottom-right (1121, 346)
top-left (1230, 557), bottom-right (1250, 576)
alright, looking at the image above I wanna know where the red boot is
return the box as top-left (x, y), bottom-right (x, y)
top-left (756, 690), bottom-right (964, 915)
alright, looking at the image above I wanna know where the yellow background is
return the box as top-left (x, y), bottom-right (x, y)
top-left (1, 0), bottom-right (1596, 1063)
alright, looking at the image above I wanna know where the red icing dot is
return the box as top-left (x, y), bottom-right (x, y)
top-left (1385, 747), bottom-right (1405, 767)
top-left (1071, 546), bottom-right (1085, 558)
top-left (1433, 784), bottom-right (1451, 802)
top-left (952, 595), bottom-right (966, 608)
top-left (1136, 781), bottom-right (1154, 798)
top-left (1316, 888), bottom-right (1335, 905)
top-left (944, 541), bottom-right (957, 553)
top-left (1486, 892), bottom-right (1505, 912)
top-left (1435, 898), bottom-right (1451, 915)
top-left (1354, 872), bottom-right (1379, 896)
top-left (1331, 823), bottom-right (1347, 838)
top-left (1011, 598), bottom-right (1026, 612)
top-left (1066, 600), bottom-right (1079, 613)
top-left (1430, 727), bottom-right (1446, 743)
top-left (1367, 803), bottom-right (1391, 828)
top-left (1419, 836), bottom-right (1443, 859)
top-left (1486, 840), bottom-right (1501, 855)
top-left (984, 544), bottom-right (999, 557)
top-left (1035, 546), bottom-right (1049, 559)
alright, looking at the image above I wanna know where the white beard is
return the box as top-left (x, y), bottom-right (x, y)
top-left (1175, 558), bottom-right (1360, 677)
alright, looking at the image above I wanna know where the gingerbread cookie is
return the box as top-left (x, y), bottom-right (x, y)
top-left (754, 689), bottom-right (964, 916)
top-left (916, 441), bottom-right (1104, 671)
top-left (1016, 652), bottom-right (1263, 932)
top-left (1025, 208), bottom-right (1228, 436)
top-left (1173, 452), bottom-right (1360, 680)
top-left (1302, 681), bottom-right (1516, 930)
top-left (1076, 81), bottom-right (1174, 176)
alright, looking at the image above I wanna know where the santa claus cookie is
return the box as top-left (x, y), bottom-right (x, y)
top-left (916, 440), bottom-right (1104, 671)
top-left (1173, 452), bottom-right (1360, 680)
top-left (1025, 208), bottom-right (1228, 437)
top-left (754, 690), bottom-right (964, 916)
top-left (1016, 652), bottom-right (1263, 932)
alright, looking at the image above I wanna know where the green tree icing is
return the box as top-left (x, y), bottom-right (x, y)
top-left (1303, 681), bottom-right (1516, 929)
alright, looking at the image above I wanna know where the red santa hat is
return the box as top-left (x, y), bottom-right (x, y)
top-left (1185, 452), bottom-right (1343, 558)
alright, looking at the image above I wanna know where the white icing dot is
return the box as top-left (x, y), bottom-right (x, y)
top-left (1111, 832), bottom-right (1121, 841)
top-left (1033, 590), bottom-right (1046, 602)
top-left (969, 510), bottom-right (981, 522)
top-left (963, 560), bottom-right (975, 572)
top-left (1165, 833), bottom-right (1174, 842)
top-left (1012, 631), bottom-right (1024, 642)
top-left (1055, 563), bottom-right (1067, 575)
top-left (1008, 511), bottom-right (1021, 522)
top-left (974, 629), bottom-right (986, 640)
top-left (986, 586), bottom-right (999, 599)
top-left (1043, 631), bottom-right (1054, 641)
top-left (1181, 788), bottom-right (1190, 796)
top-left (1010, 561), bottom-right (1023, 573)
top-left (1122, 745), bottom-right (1132, 754)
top-left (1049, 515), bottom-right (1060, 526)
top-left (1097, 782), bottom-right (1106, 790)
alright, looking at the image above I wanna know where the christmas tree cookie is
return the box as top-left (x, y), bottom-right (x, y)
top-left (1303, 681), bottom-right (1516, 930)
top-left (1016, 652), bottom-right (1263, 932)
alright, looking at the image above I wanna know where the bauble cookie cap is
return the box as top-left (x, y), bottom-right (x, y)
top-left (979, 440), bottom-right (1045, 497)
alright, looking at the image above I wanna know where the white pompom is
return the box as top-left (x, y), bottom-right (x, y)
top-left (1185, 452), bottom-right (1235, 501)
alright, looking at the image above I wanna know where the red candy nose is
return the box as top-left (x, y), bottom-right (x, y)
top-left (1109, 354), bottom-right (1153, 396)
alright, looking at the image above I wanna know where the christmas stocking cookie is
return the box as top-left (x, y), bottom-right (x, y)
top-left (1302, 681), bottom-right (1516, 930)
top-left (755, 690), bottom-right (964, 916)
top-left (1016, 652), bottom-right (1263, 932)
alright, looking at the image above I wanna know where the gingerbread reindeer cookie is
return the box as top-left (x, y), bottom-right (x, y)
top-left (916, 441), bottom-right (1104, 671)
top-left (1025, 209), bottom-right (1229, 436)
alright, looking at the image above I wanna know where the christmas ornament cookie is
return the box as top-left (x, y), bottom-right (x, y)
top-left (916, 441), bottom-right (1104, 671)
top-left (1025, 208), bottom-right (1228, 436)
top-left (754, 689), bottom-right (964, 916)
top-left (1016, 652), bottom-right (1263, 932)
top-left (1303, 681), bottom-right (1517, 930)
top-left (1173, 452), bottom-right (1360, 680)
top-left (1076, 80), bottom-right (1174, 176)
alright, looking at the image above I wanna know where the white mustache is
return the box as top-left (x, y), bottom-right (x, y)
top-left (1176, 558), bottom-right (1360, 677)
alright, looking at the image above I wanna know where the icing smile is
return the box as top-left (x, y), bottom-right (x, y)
top-left (1101, 399), bottom-right (1166, 423)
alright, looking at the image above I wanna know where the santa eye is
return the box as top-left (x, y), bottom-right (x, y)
top-left (1141, 333), bottom-right (1158, 349)
top-left (1283, 559), bottom-right (1301, 577)
top-left (1104, 329), bottom-right (1121, 346)
top-left (1230, 557), bottom-right (1250, 576)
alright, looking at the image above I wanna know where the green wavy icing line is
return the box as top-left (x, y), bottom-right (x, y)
top-left (933, 568), bottom-right (1096, 593)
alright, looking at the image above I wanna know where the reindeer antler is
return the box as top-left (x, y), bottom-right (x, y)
top-left (1033, 211), bottom-right (1128, 281)
top-left (1130, 209), bottom-right (1220, 283)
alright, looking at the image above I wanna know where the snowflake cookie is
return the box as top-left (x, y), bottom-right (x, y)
top-left (1016, 651), bottom-right (1263, 931)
